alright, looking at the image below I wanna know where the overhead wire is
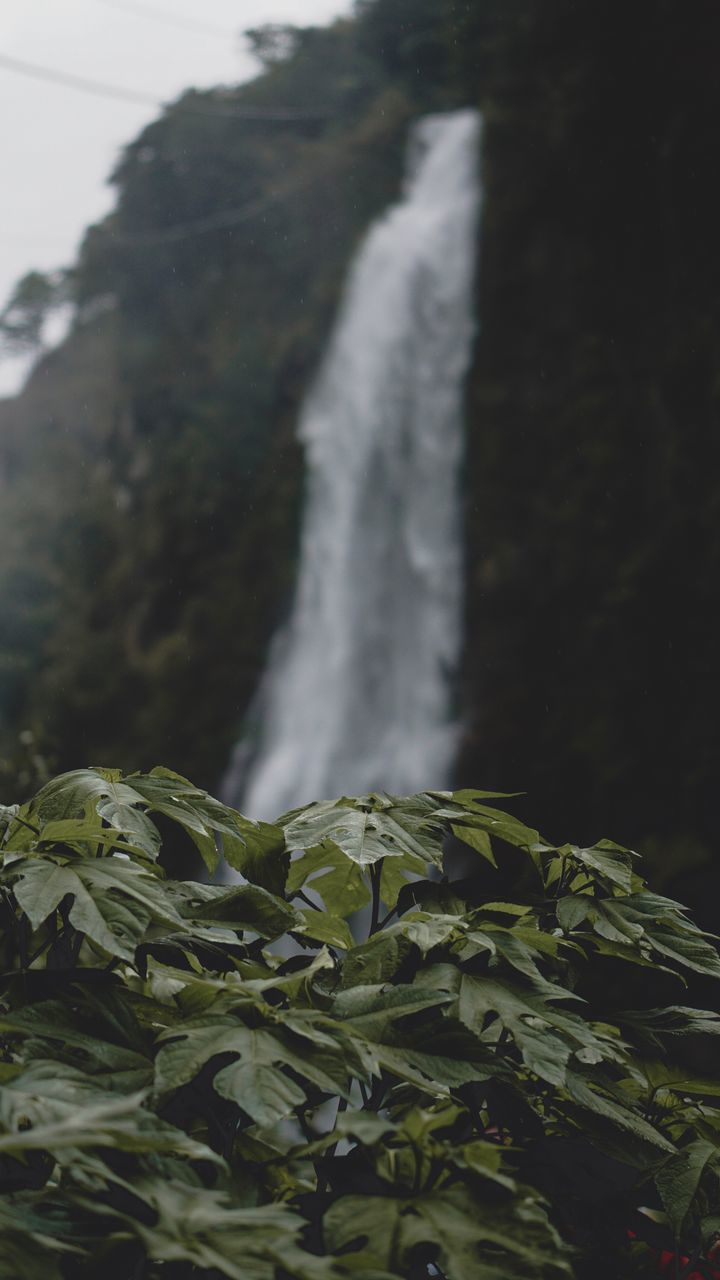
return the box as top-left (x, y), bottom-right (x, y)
top-left (0, 50), bottom-right (160, 107)
top-left (0, 51), bottom-right (328, 120)
top-left (93, 0), bottom-right (233, 40)
top-left (0, 18), bottom-right (326, 256)
top-left (104, 163), bottom-right (321, 245)
top-left (108, 191), bottom-right (282, 246)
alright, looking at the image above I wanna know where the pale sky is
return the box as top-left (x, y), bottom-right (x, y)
top-left (0, 0), bottom-right (351, 393)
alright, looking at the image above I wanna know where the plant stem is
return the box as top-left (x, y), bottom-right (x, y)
top-left (377, 903), bottom-right (399, 930)
top-left (27, 927), bottom-right (60, 967)
top-left (369, 863), bottom-right (382, 937)
top-left (69, 930), bottom-right (85, 965)
top-left (18, 915), bottom-right (29, 969)
top-left (293, 889), bottom-right (318, 911)
top-left (7, 813), bottom-right (40, 837)
top-left (317, 1094), bottom-right (350, 1196)
top-left (298, 1110), bottom-right (315, 1144)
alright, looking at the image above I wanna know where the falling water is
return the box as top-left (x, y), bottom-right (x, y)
top-left (224, 109), bottom-right (482, 818)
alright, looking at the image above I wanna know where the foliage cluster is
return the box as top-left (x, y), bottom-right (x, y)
top-left (2, 768), bottom-right (720, 1277)
top-left (2, 0), bottom-right (720, 890)
top-left (0, 271), bottom-right (70, 357)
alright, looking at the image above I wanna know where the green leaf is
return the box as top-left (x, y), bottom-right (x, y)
top-left (617, 1005), bottom-right (720, 1047)
top-left (324, 1185), bottom-right (570, 1277)
top-left (445, 792), bottom-right (542, 852)
top-left (637, 1058), bottom-right (720, 1099)
top-left (183, 882), bottom-right (299, 939)
top-left (122, 1182), bottom-right (333, 1280)
top-left (379, 851), bottom-right (422, 908)
top-left (221, 821), bottom-right (288, 895)
top-left (485, 927), bottom-right (565, 994)
top-left (331, 983), bottom-right (453, 1039)
top-left (21, 769), bottom-right (145, 825)
top-left (296, 906), bottom-right (355, 950)
top-left (375, 1043), bottom-right (494, 1094)
top-left (9, 851), bottom-right (191, 963)
top-left (333, 1109), bottom-right (397, 1144)
top-left (213, 1030), bottom-right (307, 1126)
top-left (557, 895), bottom-right (593, 931)
top-left (458, 975), bottom-right (614, 1087)
top-left (155, 1013), bottom-right (358, 1122)
top-left (283, 803), bottom-right (422, 869)
top-left (12, 858), bottom-right (148, 959)
top-left (565, 1069), bottom-right (675, 1153)
top-left (13, 860), bottom-right (85, 931)
top-left (647, 926), bottom-right (720, 979)
top-left (655, 1140), bottom-right (719, 1234)
top-left (0, 1068), bottom-right (217, 1163)
top-left (94, 795), bottom-right (161, 860)
top-left (36, 817), bottom-right (150, 859)
top-left (342, 931), bottom-right (414, 987)
top-left (288, 841), bottom-right (370, 916)
top-left (0, 1201), bottom-right (71, 1279)
top-left (451, 822), bottom-right (497, 865)
top-left (128, 768), bottom-right (266, 874)
top-left (561, 841), bottom-right (636, 893)
top-left (0, 999), bottom-right (153, 1088)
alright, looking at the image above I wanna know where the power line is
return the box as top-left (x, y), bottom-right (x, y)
top-left (0, 50), bottom-right (159, 107)
top-left (110, 192), bottom-right (274, 245)
top-left (109, 170), bottom-right (317, 246)
top-left (0, 51), bottom-right (328, 121)
top-left (94, 0), bottom-right (234, 40)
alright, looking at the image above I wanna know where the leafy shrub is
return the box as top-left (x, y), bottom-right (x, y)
top-left (1, 768), bottom-right (720, 1278)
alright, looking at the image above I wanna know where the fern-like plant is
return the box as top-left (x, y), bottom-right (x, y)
top-left (1, 768), bottom-right (720, 1278)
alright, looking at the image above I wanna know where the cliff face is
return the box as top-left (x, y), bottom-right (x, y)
top-left (459, 0), bottom-right (720, 876)
top-left (0, 16), bottom-right (427, 789)
top-left (1, 0), bottom-right (719, 896)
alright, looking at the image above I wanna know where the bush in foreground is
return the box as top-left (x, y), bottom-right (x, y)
top-left (1, 768), bottom-right (720, 1278)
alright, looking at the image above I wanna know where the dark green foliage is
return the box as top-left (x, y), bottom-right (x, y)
top-left (0, 271), bottom-right (69, 355)
top-left (2, 0), bottom-right (720, 905)
top-left (2, 767), bottom-right (720, 1277)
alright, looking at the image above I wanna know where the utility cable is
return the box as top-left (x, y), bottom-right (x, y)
top-left (109, 192), bottom-right (274, 245)
top-left (0, 51), bottom-right (328, 120)
top-left (0, 50), bottom-right (159, 107)
top-left (108, 171), bottom-right (317, 245)
top-left (94, 0), bottom-right (233, 41)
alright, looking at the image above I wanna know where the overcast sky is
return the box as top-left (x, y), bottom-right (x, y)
top-left (0, 0), bottom-right (350, 393)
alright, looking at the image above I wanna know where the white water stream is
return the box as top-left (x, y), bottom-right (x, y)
top-left (223, 109), bottom-right (482, 818)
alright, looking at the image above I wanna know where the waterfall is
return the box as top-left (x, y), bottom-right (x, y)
top-left (223, 109), bottom-right (482, 819)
